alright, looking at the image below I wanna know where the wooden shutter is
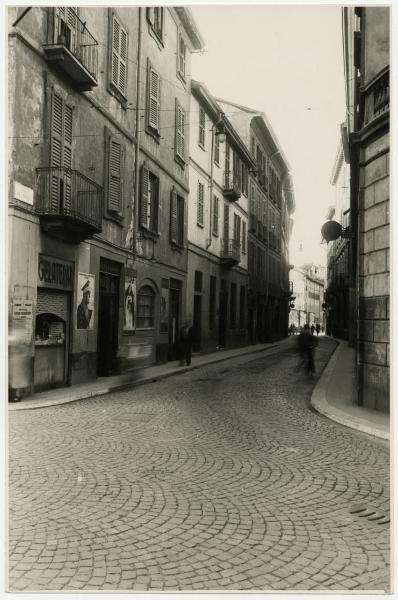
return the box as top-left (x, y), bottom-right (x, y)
top-left (223, 203), bottom-right (229, 240)
top-left (111, 14), bottom-right (128, 96)
top-left (108, 137), bottom-right (122, 212)
top-left (225, 143), bottom-right (230, 179)
top-left (213, 195), bottom-right (219, 235)
top-left (50, 91), bottom-right (73, 211)
top-left (178, 34), bottom-right (186, 77)
top-left (152, 177), bottom-right (159, 233)
top-left (199, 107), bottom-right (205, 146)
top-left (170, 191), bottom-right (178, 243)
top-left (242, 221), bottom-right (246, 253)
top-left (148, 63), bottom-right (160, 131)
top-left (175, 102), bottom-right (185, 160)
top-left (197, 181), bottom-right (204, 225)
top-left (140, 164), bottom-right (149, 227)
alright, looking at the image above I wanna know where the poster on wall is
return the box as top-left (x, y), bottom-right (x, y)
top-left (160, 281), bottom-right (169, 333)
top-left (124, 275), bottom-right (136, 332)
top-left (76, 273), bottom-right (95, 330)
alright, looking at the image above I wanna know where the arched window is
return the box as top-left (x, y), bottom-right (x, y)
top-left (136, 285), bottom-right (155, 329)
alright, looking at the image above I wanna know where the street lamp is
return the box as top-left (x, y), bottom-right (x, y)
top-left (214, 116), bottom-right (226, 144)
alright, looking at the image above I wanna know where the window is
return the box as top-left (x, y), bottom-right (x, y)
top-left (199, 107), bottom-right (206, 148)
top-left (175, 100), bottom-right (185, 162)
top-left (137, 285), bottom-right (155, 328)
top-left (170, 190), bottom-right (184, 247)
top-left (140, 165), bottom-right (159, 234)
top-left (197, 181), bottom-right (204, 226)
top-left (177, 33), bottom-right (186, 79)
top-left (212, 195), bottom-right (219, 236)
top-left (230, 282), bottom-right (236, 328)
top-left (194, 271), bottom-right (203, 293)
top-left (214, 133), bottom-right (220, 165)
top-left (242, 221), bottom-right (247, 254)
top-left (251, 136), bottom-right (256, 158)
top-left (241, 163), bottom-right (248, 196)
top-left (233, 213), bottom-right (241, 244)
top-left (239, 285), bottom-right (245, 329)
top-left (147, 7), bottom-right (164, 42)
top-left (107, 132), bottom-right (125, 213)
top-left (50, 91), bottom-right (73, 208)
top-left (110, 13), bottom-right (128, 98)
top-left (147, 60), bottom-right (161, 136)
top-left (209, 276), bottom-right (216, 330)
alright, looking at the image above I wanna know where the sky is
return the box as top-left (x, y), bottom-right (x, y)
top-left (190, 4), bottom-right (347, 268)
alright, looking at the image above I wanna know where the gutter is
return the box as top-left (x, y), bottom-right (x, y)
top-left (132, 7), bottom-right (142, 261)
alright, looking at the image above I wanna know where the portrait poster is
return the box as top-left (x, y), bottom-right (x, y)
top-left (76, 272), bottom-right (95, 330)
top-left (160, 280), bottom-right (169, 333)
top-left (124, 275), bottom-right (136, 332)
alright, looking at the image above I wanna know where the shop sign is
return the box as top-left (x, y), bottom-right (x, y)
top-left (38, 255), bottom-right (74, 291)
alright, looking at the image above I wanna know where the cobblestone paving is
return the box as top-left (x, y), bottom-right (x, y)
top-left (8, 338), bottom-right (390, 592)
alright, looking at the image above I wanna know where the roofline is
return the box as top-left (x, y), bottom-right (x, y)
top-left (174, 7), bottom-right (204, 51)
top-left (191, 80), bottom-right (256, 167)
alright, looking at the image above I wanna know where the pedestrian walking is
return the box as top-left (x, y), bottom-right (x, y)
top-left (316, 323), bottom-right (320, 336)
top-left (310, 324), bottom-right (315, 336)
top-left (179, 322), bottom-right (194, 366)
top-left (296, 324), bottom-right (317, 377)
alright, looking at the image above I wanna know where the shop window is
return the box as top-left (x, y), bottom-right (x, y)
top-left (35, 313), bottom-right (65, 346)
top-left (136, 285), bottom-right (155, 329)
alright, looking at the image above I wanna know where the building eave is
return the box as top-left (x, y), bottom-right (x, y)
top-left (174, 7), bottom-right (204, 50)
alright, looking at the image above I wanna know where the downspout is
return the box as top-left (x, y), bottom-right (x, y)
top-left (132, 7), bottom-right (142, 262)
top-left (206, 122), bottom-right (215, 249)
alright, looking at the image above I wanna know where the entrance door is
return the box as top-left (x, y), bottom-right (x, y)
top-left (169, 287), bottom-right (180, 359)
top-left (97, 271), bottom-right (120, 376)
top-left (219, 282), bottom-right (228, 348)
top-left (193, 294), bottom-right (202, 352)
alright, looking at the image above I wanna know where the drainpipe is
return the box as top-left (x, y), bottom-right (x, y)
top-left (206, 122), bottom-right (215, 249)
top-left (132, 7), bottom-right (142, 262)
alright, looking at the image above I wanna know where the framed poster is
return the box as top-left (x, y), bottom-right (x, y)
top-left (124, 275), bottom-right (136, 332)
top-left (76, 273), bottom-right (95, 330)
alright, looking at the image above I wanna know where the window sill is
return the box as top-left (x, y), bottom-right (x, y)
top-left (174, 154), bottom-right (186, 169)
top-left (148, 25), bottom-right (164, 49)
top-left (177, 71), bottom-right (186, 88)
top-left (136, 326), bottom-right (155, 331)
top-left (198, 142), bottom-right (205, 151)
top-left (140, 226), bottom-right (160, 240)
top-left (196, 222), bottom-right (205, 228)
top-left (107, 83), bottom-right (128, 108)
top-left (105, 212), bottom-right (123, 226)
top-left (146, 126), bottom-right (161, 144)
top-left (170, 241), bottom-right (185, 253)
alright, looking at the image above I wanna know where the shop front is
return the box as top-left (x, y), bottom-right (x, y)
top-left (34, 254), bottom-right (74, 391)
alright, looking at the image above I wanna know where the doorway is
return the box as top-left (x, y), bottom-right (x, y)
top-left (218, 281), bottom-right (228, 348)
top-left (169, 282), bottom-right (181, 359)
top-left (97, 262), bottom-right (120, 377)
top-left (193, 294), bottom-right (202, 352)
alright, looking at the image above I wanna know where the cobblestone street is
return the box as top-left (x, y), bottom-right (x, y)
top-left (8, 338), bottom-right (390, 592)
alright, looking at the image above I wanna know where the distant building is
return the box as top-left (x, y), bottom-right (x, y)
top-left (290, 265), bottom-right (325, 329)
top-left (342, 6), bottom-right (390, 412)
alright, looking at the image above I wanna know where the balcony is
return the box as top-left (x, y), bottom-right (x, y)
top-left (43, 7), bottom-right (98, 91)
top-left (220, 238), bottom-right (240, 267)
top-left (223, 171), bottom-right (241, 201)
top-left (36, 167), bottom-right (103, 242)
top-left (362, 69), bottom-right (389, 128)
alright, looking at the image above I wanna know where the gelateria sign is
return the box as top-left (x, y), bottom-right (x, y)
top-left (38, 254), bottom-right (74, 291)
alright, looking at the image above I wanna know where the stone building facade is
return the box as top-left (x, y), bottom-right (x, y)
top-left (343, 6), bottom-right (389, 412)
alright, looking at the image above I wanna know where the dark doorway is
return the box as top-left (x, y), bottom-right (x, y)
top-left (219, 282), bottom-right (228, 348)
top-left (169, 285), bottom-right (180, 359)
top-left (193, 294), bottom-right (202, 352)
top-left (97, 263), bottom-right (120, 377)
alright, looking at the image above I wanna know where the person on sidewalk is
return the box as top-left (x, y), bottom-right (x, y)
top-left (179, 322), bottom-right (194, 366)
top-left (310, 324), bottom-right (315, 336)
top-left (315, 323), bottom-right (320, 336)
top-left (296, 324), bottom-right (317, 377)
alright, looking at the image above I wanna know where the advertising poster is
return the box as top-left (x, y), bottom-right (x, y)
top-left (124, 275), bottom-right (136, 332)
top-left (76, 273), bottom-right (95, 330)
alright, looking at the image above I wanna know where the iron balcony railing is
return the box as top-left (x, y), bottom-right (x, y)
top-left (363, 69), bottom-right (389, 127)
top-left (220, 238), bottom-right (241, 263)
top-left (36, 167), bottom-right (103, 232)
top-left (223, 171), bottom-right (241, 200)
top-left (47, 7), bottom-right (98, 82)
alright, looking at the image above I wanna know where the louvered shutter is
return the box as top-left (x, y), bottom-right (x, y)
top-left (50, 92), bottom-right (73, 212)
top-left (63, 103), bottom-right (73, 211)
top-left (224, 203), bottom-right (229, 241)
top-left (66, 7), bottom-right (77, 52)
top-left (119, 27), bottom-right (127, 96)
top-left (175, 102), bottom-right (185, 160)
top-left (148, 64), bottom-right (160, 131)
top-left (108, 138), bottom-right (122, 212)
top-left (111, 15), bottom-right (120, 89)
top-left (140, 164), bottom-right (149, 227)
top-left (225, 143), bottom-right (230, 183)
top-left (170, 189), bottom-right (178, 243)
top-left (197, 182), bottom-right (204, 226)
top-left (152, 178), bottom-right (159, 233)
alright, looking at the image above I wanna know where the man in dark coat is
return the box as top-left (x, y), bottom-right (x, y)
top-left (77, 280), bottom-right (93, 329)
top-left (179, 322), bottom-right (194, 366)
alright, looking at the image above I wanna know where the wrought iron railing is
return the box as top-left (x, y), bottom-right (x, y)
top-left (363, 70), bottom-right (389, 126)
top-left (223, 171), bottom-right (241, 194)
top-left (49, 7), bottom-right (98, 80)
top-left (36, 167), bottom-right (103, 231)
top-left (221, 238), bottom-right (241, 262)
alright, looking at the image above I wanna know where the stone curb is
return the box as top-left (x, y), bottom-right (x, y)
top-left (311, 341), bottom-right (390, 441)
top-left (10, 341), bottom-right (284, 411)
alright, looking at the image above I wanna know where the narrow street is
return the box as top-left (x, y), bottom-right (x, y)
top-left (8, 337), bottom-right (390, 592)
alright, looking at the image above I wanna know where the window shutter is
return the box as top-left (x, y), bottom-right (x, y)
top-left (108, 138), bottom-right (122, 212)
top-left (119, 27), bottom-right (128, 96)
top-left (111, 15), bottom-right (128, 96)
top-left (146, 7), bottom-right (154, 25)
top-left (111, 15), bottom-right (120, 89)
top-left (170, 189), bottom-right (178, 243)
top-left (152, 178), bottom-right (159, 233)
top-left (175, 102), bottom-right (185, 160)
top-left (148, 64), bottom-right (160, 131)
top-left (225, 143), bottom-right (230, 175)
top-left (140, 164), bottom-right (149, 227)
top-left (223, 203), bottom-right (229, 240)
top-left (197, 181), bottom-right (204, 226)
top-left (178, 34), bottom-right (186, 77)
top-left (50, 92), bottom-right (73, 212)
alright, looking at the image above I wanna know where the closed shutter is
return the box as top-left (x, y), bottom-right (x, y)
top-left (37, 290), bottom-right (68, 322)
top-left (170, 189), bottom-right (177, 243)
top-left (199, 107), bottom-right (205, 146)
top-left (175, 102), bottom-right (185, 160)
top-left (108, 138), bottom-right (123, 212)
top-left (152, 178), bottom-right (159, 233)
top-left (223, 203), bottom-right (229, 241)
top-left (111, 14), bottom-right (128, 97)
top-left (50, 91), bottom-right (73, 212)
top-left (213, 195), bottom-right (219, 235)
top-left (178, 34), bottom-right (186, 77)
top-left (140, 164), bottom-right (149, 227)
top-left (197, 181), bottom-right (204, 226)
top-left (225, 143), bottom-right (230, 176)
top-left (242, 221), bottom-right (246, 253)
top-left (148, 63), bottom-right (160, 131)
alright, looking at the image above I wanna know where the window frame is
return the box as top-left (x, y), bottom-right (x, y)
top-left (146, 7), bottom-right (164, 44)
top-left (108, 10), bottom-right (129, 104)
top-left (174, 99), bottom-right (186, 165)
top-left (146, 59), bottom-right (161, 140)
top-left (212, 194), bottom-right (219, 236)
top-left (170, 189), bottom-right (185, 248)
top-left (177, 31), bottom-right (187, 81)
top-left (136, 285), bottom-right (156, 330)
top-left (198, 106), bottom-right (206, 149)
top-left (197, 181), bottom-right (204, 227)
top-left (140, 164), bottom-right (160, 236)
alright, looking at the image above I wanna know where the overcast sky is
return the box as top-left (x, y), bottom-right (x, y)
top-left (190, 4), bottom-right (346, 268)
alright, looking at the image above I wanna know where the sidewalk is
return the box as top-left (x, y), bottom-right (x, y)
top-left (9, 339), bottom-right (288, 411)
top-left (311, 339), bottom-right (390, 441)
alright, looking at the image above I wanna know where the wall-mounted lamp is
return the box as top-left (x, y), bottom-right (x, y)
top-left (214, 116), bottom-right (226, 144)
